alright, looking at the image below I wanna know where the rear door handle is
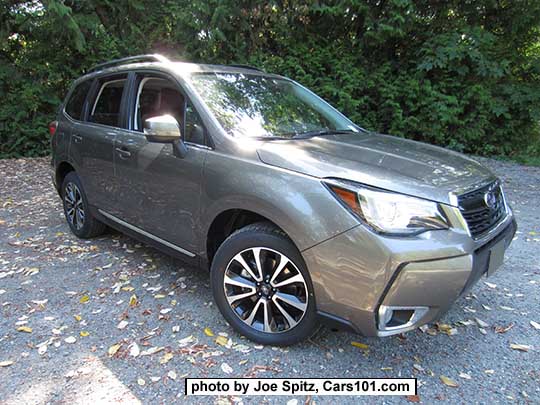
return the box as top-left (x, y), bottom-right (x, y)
top-left (115, 147), bottom-right (132, 158)
top-left (72, 134), bottom-right (82, 143)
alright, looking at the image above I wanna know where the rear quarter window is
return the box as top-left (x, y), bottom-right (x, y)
top-left (89, 78), bottom-right (127, 127)
top-left (65, 80), bottom-right (92, 120)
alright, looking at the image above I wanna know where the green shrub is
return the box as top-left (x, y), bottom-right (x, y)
top-left (1, 0), bottom-right (539, 161)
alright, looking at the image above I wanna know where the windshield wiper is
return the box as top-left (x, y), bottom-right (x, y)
top-left (285, 129), bottom-right (359, 138)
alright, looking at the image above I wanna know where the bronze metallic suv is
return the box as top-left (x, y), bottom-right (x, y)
top-left (50, 54), bottom-right (517, 345)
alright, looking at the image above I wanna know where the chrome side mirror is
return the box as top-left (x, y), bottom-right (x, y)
top-left (143, 114), bottom-right (182, 143)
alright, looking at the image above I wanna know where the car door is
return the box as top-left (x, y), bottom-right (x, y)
top-left (111, 71), bottom-right (209, 257)
top-left (69, 74), bottom-right (129, 211)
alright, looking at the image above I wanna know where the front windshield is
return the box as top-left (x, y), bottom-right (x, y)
top-left (189, 72), bottom-right (359, 138)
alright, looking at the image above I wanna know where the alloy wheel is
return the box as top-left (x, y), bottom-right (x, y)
top-left (223, 247), bottom-right (308, 333)
top-left (64, 183), bottom-right (85, 230)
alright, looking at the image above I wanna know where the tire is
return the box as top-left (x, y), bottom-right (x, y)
top-left (211, 222), bottom-right (317, 345)
top-left (61, 172), bottom-right (106, 239)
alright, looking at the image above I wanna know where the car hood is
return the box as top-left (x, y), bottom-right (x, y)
top-left (256, 132), bottom-right (496, 205)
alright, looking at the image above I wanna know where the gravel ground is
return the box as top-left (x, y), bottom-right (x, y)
top-left (0, 156), bottom-right (539, 405)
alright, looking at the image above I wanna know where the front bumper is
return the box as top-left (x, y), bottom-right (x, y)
top-left (303, 210), bottom-right (516, 337)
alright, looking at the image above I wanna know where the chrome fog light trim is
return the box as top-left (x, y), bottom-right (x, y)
top-left (377, 305), bottom-right (429, 337)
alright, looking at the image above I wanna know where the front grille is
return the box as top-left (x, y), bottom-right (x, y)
top-left (458, 181), bottom-right (506, 238)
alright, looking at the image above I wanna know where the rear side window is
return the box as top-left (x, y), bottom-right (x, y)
top-left (89, 78), bottom-right (127, 127)
top-left (65, 80), bottom-right (92, 120)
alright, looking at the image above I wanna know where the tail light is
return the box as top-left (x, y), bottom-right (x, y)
top-left (48, 121), bottom-right (58, 136)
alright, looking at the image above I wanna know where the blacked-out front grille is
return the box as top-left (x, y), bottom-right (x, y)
top-left (458, 181), bottom-right (507, 238)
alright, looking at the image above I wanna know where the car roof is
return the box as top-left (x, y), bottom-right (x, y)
top-left (76, 55), bottom-right (283, 83)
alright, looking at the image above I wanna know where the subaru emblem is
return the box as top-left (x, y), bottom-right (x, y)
top-left (484, 190), bottom-right (497, 209)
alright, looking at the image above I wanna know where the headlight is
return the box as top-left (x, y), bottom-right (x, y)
top-left (326, 181), bottom-right (449, 235)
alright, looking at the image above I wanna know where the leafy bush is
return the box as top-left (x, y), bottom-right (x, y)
top-left (1, 0), bottom-right (539, 160)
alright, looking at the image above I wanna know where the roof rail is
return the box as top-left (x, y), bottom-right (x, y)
top-left (228, 64), bottom-right (264, 72)
top-left (87, 54), bottom-right (170, 73)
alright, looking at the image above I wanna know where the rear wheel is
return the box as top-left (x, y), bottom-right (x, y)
top-left (211, 222), bottom-right (317, 345)
top-left (61, 172), bottom-right (106, 238)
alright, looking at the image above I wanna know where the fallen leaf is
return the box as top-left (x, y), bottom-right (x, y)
top-left (440, 375), bottom-right (458, 388)
top-left (17, 326), bottom-right (32, 333)
top-left (160, 308), bottom-right (172, 314)
top-left (495, 323), bottom-right (514, 334)
top-left (204, 327), bottom-right (214, 337)
top-left (79, 295), bottom-right (90, 304)
top-left (168, 370), bottom-right (177, 380)
top-left (510, 343), bottom-right (532, 352)
top-left (221, 362), bottom-right (233, 374)
top-left (475, 318), bottom-right (489, 328)
top-left (351, 341), bottom-right (369, 350)
top-left (160, 352), bottom-right (174, 364)
top-left (178, 335), bottom-right (195, 347)
top-left (406, 395), bottom-right (420, 403)
top-left (65, 336), bottom-right (77, 344)
top-left (108, 344), bottom-right (122, 357)
top-left (215, 336), bottom-right (229, 346)
top-left (0, 361), bottom-right (14, 367)
top-left (80, 331), bottom-right (89, 337)
top-left (233, 344), bottom-right (250, 353)
top-left (140, 346), bottom-right (164, 356)
top-left (437, 323), bottom-right (452, 332)
top-left (130, 342), bottom-right (140, 357)
top-left (74, 315), bottom-right (82, 322)
top-left (117, 320), bottom-right (129, 330)
top-left (129, 294), bottom-right (138, 307)
top-left (459, 372), bottom-right (472, 380)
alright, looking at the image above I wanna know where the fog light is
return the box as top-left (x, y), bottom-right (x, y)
top-left (377, 305), bottom-right (429, 336)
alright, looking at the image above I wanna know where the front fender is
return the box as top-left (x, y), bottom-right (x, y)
top-left (199, 151), bottom-right (359, 255)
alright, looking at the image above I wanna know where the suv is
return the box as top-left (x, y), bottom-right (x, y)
top-left (50, 54), bottom-right (517, 345)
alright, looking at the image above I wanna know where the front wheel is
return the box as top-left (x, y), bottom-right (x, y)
top-left (211, 222), bottom-right (317, 345)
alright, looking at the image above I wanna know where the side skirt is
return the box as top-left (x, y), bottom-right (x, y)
top-left (93, 207), bottom-right (200, 267)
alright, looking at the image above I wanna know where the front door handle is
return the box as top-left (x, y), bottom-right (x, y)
top-left (72, 134), bottom-right (82, 143)
top-left (115, 147), bottom-right (132, 158)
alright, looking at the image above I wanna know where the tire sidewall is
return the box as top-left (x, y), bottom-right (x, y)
top-left (210, 227), bottom-right (317, 346)
top-left (61, 172), bottom-right (93, 238)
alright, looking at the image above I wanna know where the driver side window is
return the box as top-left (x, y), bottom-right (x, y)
top-left (134, 75), bottom-right (207, 146)
top-left (135, 77), bottom-right (184, 132)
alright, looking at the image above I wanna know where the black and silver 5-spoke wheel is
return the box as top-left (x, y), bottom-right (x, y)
top-left (64, 182), bottom-right (85, 230)
top-left (61, 172), bottom-right (106, 239)
top-left (211, 222), bottom-right (317, 345)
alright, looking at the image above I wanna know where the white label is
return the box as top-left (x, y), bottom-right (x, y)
top-left (185, 378), bottom-right (416, 396)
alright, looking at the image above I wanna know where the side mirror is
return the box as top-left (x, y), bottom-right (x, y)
top-left (143, 114), bottom-right (182, 143)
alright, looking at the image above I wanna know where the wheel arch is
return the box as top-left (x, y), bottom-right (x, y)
top-left (55, 161), bottom-right (76, 194)
top-left (204, 206), bottom-right (299, 270)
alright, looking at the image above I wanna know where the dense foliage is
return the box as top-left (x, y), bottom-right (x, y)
top-left (1, 0), bottom-right (539, 160)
